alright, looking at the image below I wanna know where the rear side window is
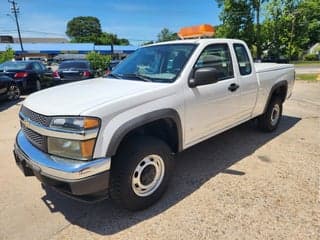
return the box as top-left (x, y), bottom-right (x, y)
top-left (32, 63), bottom-right (42, 71)
top-left (233, 44), bottom-right (252, 75)
top-left (59, 61), bottom-right (89, 69)
top-left (195, 44), bottom-right (234, 80)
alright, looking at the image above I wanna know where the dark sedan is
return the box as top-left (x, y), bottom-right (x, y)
top-left (0, 61), bottom-right (53, 93)
top-left (0, 75), bottom-right (21, 101)
top-left (52, 60), bottom-right (94, 85)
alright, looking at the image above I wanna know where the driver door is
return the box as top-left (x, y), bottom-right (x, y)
top-left (184, 43), bottom-right (243, 146)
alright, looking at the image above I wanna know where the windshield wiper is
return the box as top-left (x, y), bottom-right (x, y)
top-left (122, 73), bottom-right (153, 82)
top-left (107, 73), bottom-right (122, 79)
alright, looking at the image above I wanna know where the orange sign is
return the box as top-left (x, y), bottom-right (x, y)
top-left (178, 24), bottom-right (215, 39)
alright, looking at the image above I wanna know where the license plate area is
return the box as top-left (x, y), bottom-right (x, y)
top-left (14, 148), bottom-right (35, 177)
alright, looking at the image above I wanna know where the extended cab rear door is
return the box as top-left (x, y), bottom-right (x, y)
top-left (232, 43), bottom-right (258, 117)
top-left (184, 43), bottom-right (243, 145)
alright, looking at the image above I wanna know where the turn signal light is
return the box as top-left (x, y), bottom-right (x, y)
top-left (83, 117), bottom-right (100, 129)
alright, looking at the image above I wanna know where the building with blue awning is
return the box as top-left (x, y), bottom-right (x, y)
top-left (0, 42), bottom-right (138, 60)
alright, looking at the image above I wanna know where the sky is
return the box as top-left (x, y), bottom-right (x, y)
top-left (0, 0), bottom-right (221, 45)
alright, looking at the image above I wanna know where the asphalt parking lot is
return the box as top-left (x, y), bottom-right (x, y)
top-left (0, 81), bottom-right (319, 240)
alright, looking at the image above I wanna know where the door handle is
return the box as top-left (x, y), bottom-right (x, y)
top-left (228, 83), bottom-right (239, 92)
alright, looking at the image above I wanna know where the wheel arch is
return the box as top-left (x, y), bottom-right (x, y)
top-left (263, 80), bottom-right (288, 114)
top-left (105, 108), bottom-right (183, 157)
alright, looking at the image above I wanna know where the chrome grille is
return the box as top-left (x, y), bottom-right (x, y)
top-left (20, 106), bottom-right (51, 127)
top-left (20, 106), bottom-right (49, 152)
top-left (21, 124), bottom-right (47, 152)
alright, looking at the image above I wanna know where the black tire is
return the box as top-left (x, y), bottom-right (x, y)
top-left (36, 80), bottom-right (41, 91)
top-left (109, 136), bottom-right (174, 211)
top-left (7, 84), bottom-right (21, 101)
top-left (258, 97), bottom-right (283, 132)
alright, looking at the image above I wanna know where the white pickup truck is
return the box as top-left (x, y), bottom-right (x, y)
top-left (14, 39), bottom-right (295, 210)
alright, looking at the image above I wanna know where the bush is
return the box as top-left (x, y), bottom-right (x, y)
top-left (0, 48), bottom-right (14, 64)
top-left (303, 54), bottom-right (318, 61)
top-left (86, 51), bottom-right (111, 76)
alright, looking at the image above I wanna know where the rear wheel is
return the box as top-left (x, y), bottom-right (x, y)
top-left (7, 85), bottom-right (21, 100)
top-left (109, 136), bottom-right (174, 211)
top-left (258, 97), bottom-right (283, 132)
top-left (36, 80), bottom-right (41, 91)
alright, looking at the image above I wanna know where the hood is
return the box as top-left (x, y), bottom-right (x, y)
top-left (23, 78), bottom-right (168, 116)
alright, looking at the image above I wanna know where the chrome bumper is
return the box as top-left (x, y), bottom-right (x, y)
top-left (14, 130), bottom-right (111, 181)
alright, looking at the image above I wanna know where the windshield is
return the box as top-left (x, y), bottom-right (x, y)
top-left (110, 44), bottom-right (197, 83)
top-left (0, 61), bottom-right (29, 71)
top-left (59, 61), bottom-right (89, 69)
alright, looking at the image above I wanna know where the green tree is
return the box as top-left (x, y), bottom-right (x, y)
top-left (142, 41), bottom-right (154, 46)
top-left (66, 17), bottom-right (130, 45)
top-left (97, 32), bottom-right (130, 45)
top-left (262, 0), bottom-right (319, 60)
top-left (157, 28), bottom-right (179, 42)
top-left (86, 51), bottom-right (111, 76)
top-left (0, 48), bottom-right (15, 63)
top-left (66, 16), bottom-right (102, 43)
top-left (215, 0), bottom-right (255, 52)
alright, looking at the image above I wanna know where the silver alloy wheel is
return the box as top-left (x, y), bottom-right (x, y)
top-left (270, 104), bottom-right (280, 126)
top-left (7, 85), bottom-right (20, 100)
top-left (132, 154), bottom-right (165, 197)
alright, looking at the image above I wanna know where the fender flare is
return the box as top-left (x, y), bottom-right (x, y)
top-left (105, 108), bottom-right (183, 157)
top-left (262, 80), bottom-right (288, 114)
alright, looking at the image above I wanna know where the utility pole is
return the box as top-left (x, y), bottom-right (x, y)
top-left (8, 0), bottom-right (24, 58)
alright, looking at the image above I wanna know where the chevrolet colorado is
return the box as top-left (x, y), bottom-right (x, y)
top-left (14, 39), bottom-right (295, 210)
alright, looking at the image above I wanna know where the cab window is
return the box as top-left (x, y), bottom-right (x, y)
top-left (32, 62), bottom-right (42, 72)
top-left (233, 44), bottom-right (252, 75)
top-left (195, 44), bottom-right (234, 80)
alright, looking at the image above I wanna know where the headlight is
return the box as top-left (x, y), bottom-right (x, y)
top-left (48, 137), bottom-right (96, 160)
top-left (50, 117), bottom-right (100, 131)
top-left (48, 116), bottom-right (100, 160)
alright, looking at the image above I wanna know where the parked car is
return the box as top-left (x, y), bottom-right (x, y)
top-left (52, 60), bottom-right (94, 85)
top-left (0, 61), bottom-right (53, 93)
top-left (14, 39), bottom-right (295, 210)
top-left (0, 75), bottom-right (21, 101)
top-left (105, 60), bottom-right (121, 75)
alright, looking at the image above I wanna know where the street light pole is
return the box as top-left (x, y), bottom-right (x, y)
top-left (8, 0), bottom-right (24, 58)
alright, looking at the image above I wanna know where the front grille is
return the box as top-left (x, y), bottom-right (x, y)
top-left (20, 106), bottom-right (51, 127)
top-left (21, 124), bottom-right (47, 152)
top-left (20, 106), bottom-right (49, 152)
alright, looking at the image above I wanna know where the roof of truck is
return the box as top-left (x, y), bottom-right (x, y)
top-left (146, 38), bottom-right (246, 47)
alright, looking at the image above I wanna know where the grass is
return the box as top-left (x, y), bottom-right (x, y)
top-left (296, 74), bottom-right (319, 81)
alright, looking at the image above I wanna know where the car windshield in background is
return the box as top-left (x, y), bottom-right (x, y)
top-left (110, 44), bottom-right (197, 83)
top-left (59, 61), bottom-right (89, 69)
top-left (0, 61), bottom-right (29, 71)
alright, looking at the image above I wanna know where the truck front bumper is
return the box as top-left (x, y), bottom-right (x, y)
top-left (14, 130), bottom-right (111, 199)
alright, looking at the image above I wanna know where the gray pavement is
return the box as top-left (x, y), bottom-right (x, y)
top-left (294, 65), bottom-right (320, 74)
top-left (0, 81), bottom-right (319, 240)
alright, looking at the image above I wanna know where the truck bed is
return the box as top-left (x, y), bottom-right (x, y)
top-left (254, 63), bottom-right (294, 73)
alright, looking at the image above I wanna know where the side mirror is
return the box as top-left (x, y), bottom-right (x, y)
top-left (189, 67), bottom-right (220, 88)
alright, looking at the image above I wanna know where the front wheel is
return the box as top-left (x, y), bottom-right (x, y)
top-left (109, 136), bottom-right (174, 211)
top-left (258, 97), bottom-right (283, 132)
